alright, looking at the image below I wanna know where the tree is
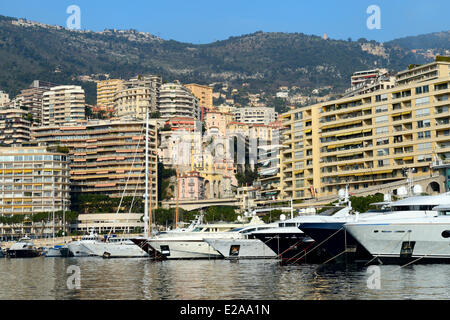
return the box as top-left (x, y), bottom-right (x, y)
top-left (236, 165), bottom-right (259, 186)
top-left (204, 206), bottom-right (237, 222)
top-left (261, 210), bottom-right (283, 223)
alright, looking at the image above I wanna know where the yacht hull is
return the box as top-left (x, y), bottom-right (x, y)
top-left (147, 239), bottom-right (223, 260)
top-left (7, 249), bottom-right (41, 258)
top-left (46, 247), bottom-right (72, 257)
top-left (251, 232), bottom-right (324, 263)
top-left (204, 238), bottom-right (277, 259)
top-left (299, 222), bottom-right (372, 262)
top-left (345, 221), bottom-right (450, 264)
top-left (67, 242), bottom-right (96, 257)
top-left (81, 242), bottom-right (148, 258)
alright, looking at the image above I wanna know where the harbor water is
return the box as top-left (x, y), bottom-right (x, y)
top-left (0, 258), bottom-right (449, 300)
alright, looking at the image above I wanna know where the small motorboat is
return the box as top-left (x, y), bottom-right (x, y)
top-left (6, 237), bottom-right (41, 258)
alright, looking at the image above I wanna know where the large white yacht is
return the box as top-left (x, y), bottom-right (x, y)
top-left (81, 236), bottom-right (149, 258)
top-left (345, 196), bottom-right (450, 264)
top-left (204, 223), bottom-right (279, 259)
top-left (67, 230), bottom-right (101, 257)
top-left (145, 217), bottom-right (266, 259)
top-left (298, 193), bottom-right (450, 262)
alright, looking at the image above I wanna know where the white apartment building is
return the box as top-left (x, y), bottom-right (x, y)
top-left (234, 107), bottom-right (278, 125)
top-left (0, 147), bottom-right (70, 216)
top-left (159, 83), bottom-right (200, 120)
top-left (42, 85), bottom-right (86, 126)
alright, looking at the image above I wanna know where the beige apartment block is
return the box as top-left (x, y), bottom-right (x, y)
top-left (185, 84), bottom-right (214, 110)
top-left (32, 119), bottom-right (158, 203)
top-left (96, 79), bottom-right (124, 111)
top-left (280, 59), bottom-right (450, 201)
top-left (42, 85), bottom-right (86, 126)
top-left (0, 146), bottom-right (70, 215)
top-left (115, 86), bottom-right (157, 119)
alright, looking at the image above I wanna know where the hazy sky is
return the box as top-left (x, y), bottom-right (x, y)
top-left (1, 0), bottom-right (448, 43)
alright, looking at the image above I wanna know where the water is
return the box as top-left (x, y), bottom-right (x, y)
top-left (0, 258), bottom-right (449, 300)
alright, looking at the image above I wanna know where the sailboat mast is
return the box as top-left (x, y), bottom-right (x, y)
top-left (176, 168), bottom-right (179, 230)
top-left (52, 184), bottom-right (55, 244)
top-left (144, 106), bottom-right (150, 238)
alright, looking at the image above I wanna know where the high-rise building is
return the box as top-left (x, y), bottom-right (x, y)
top-left (0, 146), bottom-right (70, 216)
top-left (96, 79), bottom-right (124, 112)
top-left (234, 107), bottom-right (278, 125)
top-left (32, 119), bottom-right (158, 203)
top-left (280, 59), bottom-right (450, 201)
top-left (42, 85), bottom-right (86, 126)
top-left (0, 109), bottom-right (31, 146)
top-left (11, 80), bottom-right (58, 126)
top-left (185, 84), bottom-right (214, 110)
top-left (114, 76), bottom-right (161, 119)
top-left (159, 83), bottom-right (200, 120)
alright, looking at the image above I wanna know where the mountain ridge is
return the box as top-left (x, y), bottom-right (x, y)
top-left (0, 14), bottom-right (448, 105)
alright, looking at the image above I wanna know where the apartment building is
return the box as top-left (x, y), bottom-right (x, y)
top-left (0, 91), bottom-right (10, 107)
top-left (234, 107), bottom-right (278, 125)
top-left (96, 79), bottom-right (124, 112)
top-left (350, 69), bottom-right (388, 87)
top-left (280, 59), bottom-right (450, 201)
top-left (115, 86), bottom-right (157, 119)
top-left (255, 121), bottom-right (284, 201)
top-left (31, 119), bottom-right (158, 203)
top-left (159, 83), bottom-right (200, 120)
top-left (185, 84), bottom-right (213, 110)
top-left (42, 85), bottom-right (86, 126)
top-left (13, 80), bottom-right (59, 126)
top-left (0, 146), bottom-right (70, 216)
top-left (114, 76), bottom-right (162, 118)
top-left (179, 171), bottom-right (205, 200)
top-left (204, 109), bottom-right (235, 135)
top-left (0, 109), bottom-right (31, 146)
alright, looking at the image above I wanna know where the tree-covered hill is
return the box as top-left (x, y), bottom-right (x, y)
top-left (0, 14), bottom-right (446, 103)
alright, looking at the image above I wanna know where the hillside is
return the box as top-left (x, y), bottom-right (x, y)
top-left (0, 15), bottom-right (447, 104)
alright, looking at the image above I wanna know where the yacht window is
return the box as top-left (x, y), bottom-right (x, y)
top-left (285, 223), bottom-right (296, 227)
top-left (193, 227), bottom-right (203, 232)
top-left (442, 231), bottom-right (450, 238)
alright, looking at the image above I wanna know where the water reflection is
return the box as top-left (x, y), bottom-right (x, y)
top-left (0, 258), bottom-right (448, 300)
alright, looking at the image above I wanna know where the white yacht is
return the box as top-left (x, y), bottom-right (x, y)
top-left (46, 244), bottom-right (71, 257)
top-left (204, 223), bottom-right (279, 259)
top-left (67, 231), bottom-right (101, 257)
top-left (7, 237), bottom-right (41, 258)
top-left (146, 217), bottom-right (266, 259)
top-left (345, 198), bottom-right (450, 264)
top-left (298, 193), bottom-right (450, 262)
top-left (81, 236), bottom-right (149, 258)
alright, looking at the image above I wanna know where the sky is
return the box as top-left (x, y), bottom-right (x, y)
top-left (0, 0), bottom-right (449, 44)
